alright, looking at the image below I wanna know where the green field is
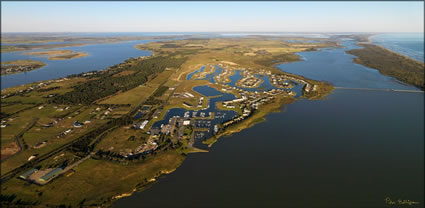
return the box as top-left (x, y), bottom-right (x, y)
top-left (1, 151), bottom-right (185, 207)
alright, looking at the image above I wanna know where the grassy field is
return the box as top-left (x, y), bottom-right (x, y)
top-left (1, 151), bottom-right (185, 207)
top-left (1, 117), bottom-right (109, 175)
top-left (98, 85), bottom-right (158, 106)
top-left (98, 69), bottom-right (176, 107)
top-left (1, 78), bottom-right (88, 104)
top-left (1, 103), bottom-right (35, 115)
top-left (0, 101), bottom-right (113, 174)
top-left (94, 126), bottom-right (149, 153)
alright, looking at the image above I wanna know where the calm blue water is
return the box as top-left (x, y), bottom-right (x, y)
top-left (193, 85), bottom-right (222, 97)
top-left (188, 66), bottom-right (303, 97)
top-left (133, 112), bottom-right (143, 119)
top-left (1, 40), bottom-right (154, 89)
top-left (116, 39), bottom-right (424, 208)
top-left (194, 65), bottom-right (222, 83)
top-left (152, 85), bottom-right (237, 143)
top-left (1, 41), bottom-right (99, 46)
top-left (277, 40), bottom-right (420, 90)
top-left (186, 66), bottom-right (205, 80)
top-left (371, 33), bottom-right (424, 63)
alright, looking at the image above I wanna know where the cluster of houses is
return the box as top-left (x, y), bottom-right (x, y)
top-left (237, 75), bottom-right (263, 88)
top-left (193, 66), bottom-right (215, 79)
top-left (89, 107), bottom-right (114, 120)
top-left (1, 79), bottom-right (58, 99)
top-left (1, 63), bottom-right (44, 75)
top-left (270, 74), bottom-right (293, 88)
top-left (219, 85), bottom-right (295, 128)
top-left (125, 64), bottom-right (317, 154)
top-left (214, 67), bottom-right (234, 83)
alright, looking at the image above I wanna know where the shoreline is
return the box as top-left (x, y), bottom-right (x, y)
top-left (1, 60), bottom-right (46, 76)
top-left (347, 39), bottom-right (424, 90)
top-left (366, 34), bottom-right (424, 64)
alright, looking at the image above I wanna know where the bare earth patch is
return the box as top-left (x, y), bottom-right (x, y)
top-left (1, 142), bottom-right (20, 160)
top-left (220, 61), bottom-right (238, 65)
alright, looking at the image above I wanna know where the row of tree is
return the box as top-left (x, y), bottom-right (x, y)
top-left (51, 55), bottom-right (187, 104)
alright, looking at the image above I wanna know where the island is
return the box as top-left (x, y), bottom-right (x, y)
top-left (24, 50), bottom-right (89, 60)
top-left (0, 37), bottom-right (336, 207)
top-left (1, 60), bottom-right (46, 75)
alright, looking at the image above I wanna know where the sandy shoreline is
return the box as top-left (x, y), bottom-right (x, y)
top-left (366, 34), bottom-right (424, 63)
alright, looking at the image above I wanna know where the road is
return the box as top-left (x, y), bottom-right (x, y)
top-left (1, 68), bottom-right (177, 184)
top-left (2, 117), bottom-right (40, 162)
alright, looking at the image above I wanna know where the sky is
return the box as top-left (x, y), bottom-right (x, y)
top-left (1, 1), bottom-right (424, 33)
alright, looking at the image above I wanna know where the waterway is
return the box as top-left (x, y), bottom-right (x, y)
top-left (1, 40), bottom-right (154, 89)
top-left (150, 63), bottom-right (304, 147)
top-left (151, 85), bottom-right (238, 147)
top-left (115, 39), bottom-right (424, 207)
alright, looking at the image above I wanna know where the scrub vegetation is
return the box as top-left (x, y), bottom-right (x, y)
top-left (347, 43), bottom-right (424, 90)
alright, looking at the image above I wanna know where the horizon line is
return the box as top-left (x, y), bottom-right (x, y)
top-left (2, 31), bottom-right (423, 33)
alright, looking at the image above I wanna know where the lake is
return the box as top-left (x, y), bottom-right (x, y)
top-left (115, 39), bottom-right (424, 208)
top-left (1, 40), bottom-right (153, 89)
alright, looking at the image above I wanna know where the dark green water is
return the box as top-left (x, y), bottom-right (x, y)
top-left (115, 40), bottom-right (424, 208)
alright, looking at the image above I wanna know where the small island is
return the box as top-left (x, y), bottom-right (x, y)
top-left (24, 50), bottom-right (89, 60)
top-left (1, 60), bottom-right (46, 75)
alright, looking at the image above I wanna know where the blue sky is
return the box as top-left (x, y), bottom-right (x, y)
top-left (1, 2), bottom-right (423, 32)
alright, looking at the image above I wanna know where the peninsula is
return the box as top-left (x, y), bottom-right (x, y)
top-left (346, 43), bottom-right (424, 90)
top-left (1, 60), bottom-right (46, 75)
top-left (1, 36), bottom-right (336, 207)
